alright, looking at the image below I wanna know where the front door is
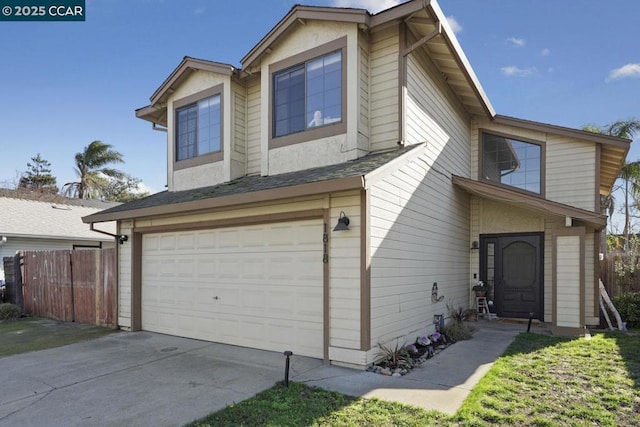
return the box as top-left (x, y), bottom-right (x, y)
top-left (480, 233), bottom-right (543, 319)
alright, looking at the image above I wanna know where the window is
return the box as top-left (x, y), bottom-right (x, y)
top-left (273, 50), bottom-right (342, 138)
top-left (482, 133), bottom-right (542, 194)
top-left (175, 93), bottom-right (221, 162)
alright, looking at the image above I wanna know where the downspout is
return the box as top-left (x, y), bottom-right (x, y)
top-left (399, 18), bottom-right (442, 146)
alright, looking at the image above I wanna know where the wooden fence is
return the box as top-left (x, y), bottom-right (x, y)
top-left (600, 255), bottom-right (640, 297)
top-left (21, 249), bottom-right (116, 328)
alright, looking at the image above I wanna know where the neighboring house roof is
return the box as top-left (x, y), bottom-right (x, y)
top-left (83, 145), bottom-right (423, 223)
top-left (0, 195), bottom-right (119, 241)
top-left (452, 175), bottom-right (607, 230)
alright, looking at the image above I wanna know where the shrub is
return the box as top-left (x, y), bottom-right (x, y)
top-left (375, 341), bottom-right (413, 369)
top-left (0, 303), bottom-right (22, 320)
top-left (441, 321), bottom-right (474, 342)
top-left (611, 292), bottom-right (640, 328)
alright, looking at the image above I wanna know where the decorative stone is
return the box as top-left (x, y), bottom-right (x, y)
top-left (380, 368), bottom-right (392, 376)
top-left (392, 372), bottom-right (402, 377)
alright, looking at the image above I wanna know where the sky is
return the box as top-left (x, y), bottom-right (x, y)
top-left (1, 0), bottom-right (638, 202)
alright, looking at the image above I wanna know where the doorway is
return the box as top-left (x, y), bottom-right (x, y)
top-left (480, 233), bottom-right (544, 319)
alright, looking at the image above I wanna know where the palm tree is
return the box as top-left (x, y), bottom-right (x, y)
top-left (587, 119), bottom-right (640, 250)
top-left (63, 141), bottom-right (125, 199)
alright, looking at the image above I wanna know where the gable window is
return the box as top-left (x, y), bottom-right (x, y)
top-left (173, 84), bottom-right (224, 169)
top-left (176, 94), bottom-right (220, 161)
top-left (269, 36), bottom-right (347, 149)
top-left (273, 50), bottom-right (341, 137)
top-left (482, 132), bottom-right (542, 194)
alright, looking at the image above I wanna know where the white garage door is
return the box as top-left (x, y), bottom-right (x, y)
top-left (141, 219), bottom-right (324, 358)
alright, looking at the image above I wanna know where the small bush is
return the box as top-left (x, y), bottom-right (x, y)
top-left (0, 303), bottom-right (22, 320)
top-left (611, 292), bottom-right (640, 328)
top-left (375, 341), bottom-right (413, 369)
top-left (441, 321), bottom-right (474, 342)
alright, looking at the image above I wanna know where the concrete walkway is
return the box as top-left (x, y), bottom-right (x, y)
top-left (294, 320), bottom-right (527, 414)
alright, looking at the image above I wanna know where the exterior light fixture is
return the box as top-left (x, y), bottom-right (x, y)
top-left (333, 211), bottom-right (350, 231)
top-left (470, 241), bottom-right (479, 250)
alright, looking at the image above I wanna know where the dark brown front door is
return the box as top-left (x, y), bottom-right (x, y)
top-left (480, 233), bottom-right (543, 319)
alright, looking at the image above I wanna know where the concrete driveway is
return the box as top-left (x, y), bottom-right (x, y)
top-left (0, 331), bottom-right (323, 427)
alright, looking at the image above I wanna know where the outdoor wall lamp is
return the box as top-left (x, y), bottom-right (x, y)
top-left (333, 211), bottom-right (350, 231)
top-left (117, 234), bottom-right (129, 244)
top-left (470, 240), bottom-right (479, 250)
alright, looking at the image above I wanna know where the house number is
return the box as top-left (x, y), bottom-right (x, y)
top-left (323, 226), bottom-right (329, 263)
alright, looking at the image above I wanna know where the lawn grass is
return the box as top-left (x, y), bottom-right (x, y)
top-left (188, 331), bottom-right (640, 427)
top-left (0, 316), bottom-right (115, 357)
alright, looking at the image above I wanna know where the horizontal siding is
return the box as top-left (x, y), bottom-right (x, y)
top-left (472, 118), bottom-right (597, 212)
top-left (233, 83), bottom-right (246, 158)
top-left (546, 135), bottom-right (596, 211)
top-left (118, 222), bottom-right (133, 328)
top-left (329, 192), bottom-right (361, 349)
top-left (369, 24), bottom-right (399, 151)
top-left (370, 151), bottom-right (470, 346)
top-left (358, 33), bottom-right (370, 152)
top-left (246, 76), bottom-right (261, 175)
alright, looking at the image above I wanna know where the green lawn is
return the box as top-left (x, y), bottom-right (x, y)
top-left (189, 332), bottom-right (640, 427)
top-left (0, 316), bottom-right (115, 357)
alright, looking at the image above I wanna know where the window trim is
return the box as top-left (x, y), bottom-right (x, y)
top-left (173, 84), bottom-right (224, 171)
top-left (479, 129), bottom-right (546, 197)
top-left (268, 36), bottom-right (347, 150)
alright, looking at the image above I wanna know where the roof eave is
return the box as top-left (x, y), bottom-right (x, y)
top-left (149, 57), bottom-right (236, 107)
top-left (241, 5), bottom-right (369, 70)
top-left (452, 175), bottom-right (607, 230)
top-left (83, 175), bottom-right (365, 224)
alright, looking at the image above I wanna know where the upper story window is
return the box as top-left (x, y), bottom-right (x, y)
top-left (269, 36), bottom-right (347, 149)
top-left (482, 132), bottom-right (542, 194)
top-left (176, 94), bottom-right (220, 160)
top-left (273, 50), bottom-right (342, 137)
top-left (173, 85), bottom-right (223, 170)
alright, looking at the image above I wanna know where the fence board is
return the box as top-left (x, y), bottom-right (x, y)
top-left (21, 248), bottom-right (116, 327)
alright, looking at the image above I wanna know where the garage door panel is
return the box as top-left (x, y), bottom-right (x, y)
top-left (142, 219), bottom-right (324, 358)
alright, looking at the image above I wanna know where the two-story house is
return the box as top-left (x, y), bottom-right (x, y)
top-left (84, 0), bottom-right (629, 368)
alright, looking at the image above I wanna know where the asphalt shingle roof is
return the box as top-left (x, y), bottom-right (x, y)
top-left (91, 146), bottom-right (419, 218)
top-left (0, 196), bottom-right (118, 240)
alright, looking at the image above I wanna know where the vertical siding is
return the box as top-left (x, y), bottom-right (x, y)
top-left (118, 221), bottom-right (133, 328)
top-left (369, 151), bottom-right (470, 345)
top-left (246, 76), bottom-right (261, 175)
top-left (369, 24), bottom-right (399, 151)
top-left (546, 135), bottom-right (596, 211)
top-left (329, 192), bottom-right (361, 349)
top-left (556, 235), bottom-right (581, 328)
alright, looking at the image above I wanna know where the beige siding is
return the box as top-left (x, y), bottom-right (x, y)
top-left (358, 32), bottom-right (370, 152)
top-left (246, 76), bottom-right (261, 175)
top-left (118, 221), bottom-right (133, 329)
top-left (168, 71), bottom-right (230, 191)
top-left (328, 191), bottom-right (362, 350)
top-left (556, 235), bottom-right (581, 328)
top-left (369, 150), bottom-right (470, 346)
top-left (546, 135), bottom-right (596, 211)
top-left (231, 81), bottom-right (247, 180)
top-left (472, 118), bottom-right (597, 212)
top-left (544, 220), bottom-right (557, 322)
top-left (584, 232), bottom-right (597, 324)
top-left (369, 24), bottom-right (399, 151)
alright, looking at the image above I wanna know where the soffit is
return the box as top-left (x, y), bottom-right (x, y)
top-left (401, 3), bottom-right (494, 118)
top-left (452, 175), bottom-right (607, 230)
